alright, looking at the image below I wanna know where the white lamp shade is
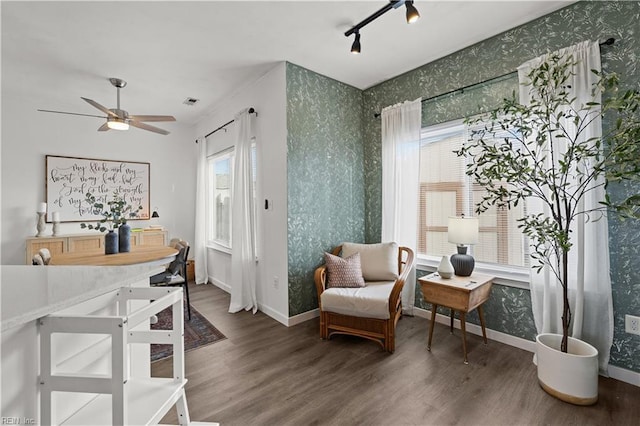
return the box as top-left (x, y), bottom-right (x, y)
top-left (448, 216), bottom-right (479, 245)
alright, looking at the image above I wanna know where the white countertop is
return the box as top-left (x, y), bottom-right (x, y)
top-left (1, 264), bottom-right (164, 331)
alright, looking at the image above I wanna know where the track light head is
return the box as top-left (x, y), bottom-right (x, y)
top-left (351, 31), bottom-right (361, 54)
top-left (345, 1), bottom-right (420, 53)
top-left (405, 0), bottom-right (420, 24)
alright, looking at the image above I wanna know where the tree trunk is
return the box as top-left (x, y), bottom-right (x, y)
top-left (561, 248), bottom-right (571, 352)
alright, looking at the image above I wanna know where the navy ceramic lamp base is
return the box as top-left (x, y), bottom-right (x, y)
top-left (450, 245), bottom-right (474, 277)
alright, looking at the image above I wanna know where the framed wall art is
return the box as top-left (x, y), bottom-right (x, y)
top-left (45, 155), bottom-right (150, 222)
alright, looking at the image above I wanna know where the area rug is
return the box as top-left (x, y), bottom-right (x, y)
top-left (151, 305), bottom-right (226, 362)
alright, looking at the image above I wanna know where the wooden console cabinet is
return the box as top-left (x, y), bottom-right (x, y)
top-left (26, 230), bottom-right (168, 264)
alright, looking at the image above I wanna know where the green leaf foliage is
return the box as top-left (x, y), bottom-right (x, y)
top-left (79, 191), bottom-right (143, 233)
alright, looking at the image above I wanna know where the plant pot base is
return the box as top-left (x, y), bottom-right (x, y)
top-left (538, 379), bottom-right (598, 406)
top-left (536, 333), bottom-right (599, 406)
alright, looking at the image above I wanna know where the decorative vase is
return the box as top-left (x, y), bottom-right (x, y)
top-left (450, 245), bottom-right (475, 277)
top-left (118, 223), bottom-right (131, 253)
top-left (105, 230), bottom-right (119, 255)
top-left (437, 255), bottom-right (454, 279)
top-left (535, 333), bottom-right (599, 405)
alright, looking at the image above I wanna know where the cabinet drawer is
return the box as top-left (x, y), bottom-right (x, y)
top-left (68, 235), bottom-right (104, 252)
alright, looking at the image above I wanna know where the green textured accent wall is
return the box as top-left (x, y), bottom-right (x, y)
top-left (363, 1), bottom-right (640, 372)
top-left (286, 62), bottom-right (365, 316)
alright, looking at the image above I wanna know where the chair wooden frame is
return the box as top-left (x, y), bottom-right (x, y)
top-left (314, 245), bottom-right (414, 353)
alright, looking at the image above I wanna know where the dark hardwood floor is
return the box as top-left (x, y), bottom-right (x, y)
top-left (153, 283), bottom-right (640, 425)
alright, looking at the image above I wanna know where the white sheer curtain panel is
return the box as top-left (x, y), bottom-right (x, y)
top-left (194, 136), bottom-right (209, 285)
top-left (229, 109), bottom-right (258, 314)
top-left (381, 98), bottom-right (421, 315)
top-left (519, 40), bottom-right (613, 372)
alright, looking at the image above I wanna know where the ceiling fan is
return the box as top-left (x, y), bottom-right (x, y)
top-left (38, 78), bottom-right (176, 135)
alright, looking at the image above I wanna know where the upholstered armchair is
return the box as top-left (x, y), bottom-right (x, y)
top-left (314, 242), bottom-right (414, 353)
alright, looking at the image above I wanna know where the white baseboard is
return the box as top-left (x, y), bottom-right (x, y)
top-left (414, 307), bottom-right (536, 353)
top-left (608, 365), bottom-right (640, 386)
top-left (288, 308), bottom-right (319, 327)
top-left (209, 277), bottom-right (231, 293)
top-left (257, 303), bottom-right (290, 326)
top-left (206, 277), bottom-right (291, 327)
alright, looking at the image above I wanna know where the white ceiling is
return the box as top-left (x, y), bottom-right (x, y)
top-left (2, 1), bottom-right (575, 127)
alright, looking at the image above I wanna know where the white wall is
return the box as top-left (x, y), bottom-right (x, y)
top-left (195, 62), bottom-right (289, 323)
top-left (1, 93), bottom-right (197, 265)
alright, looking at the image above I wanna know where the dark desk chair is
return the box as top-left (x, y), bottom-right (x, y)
top-left (150, 240), bottom-right (191, 320)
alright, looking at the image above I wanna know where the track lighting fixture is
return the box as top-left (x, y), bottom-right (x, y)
top-left (344, 1), bottom-right (420, 53)
top-left (351, 31), bottom-right (361, 54)
top-left (405, 0), bottom-right (420, 24)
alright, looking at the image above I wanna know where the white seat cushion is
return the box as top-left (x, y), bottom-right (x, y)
top-left (320, 281), bottom-right (396, 320)
top-left (341, 242), bottom-right (399, 281)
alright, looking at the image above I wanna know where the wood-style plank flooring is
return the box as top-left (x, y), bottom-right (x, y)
top-left (153, 283), bottom-right (640, 425)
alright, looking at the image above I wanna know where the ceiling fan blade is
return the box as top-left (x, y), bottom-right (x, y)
top-left (128, 115), bottom-right (176, 122)
top-left (97, 122), bottom-right (110, 132)
top-left (81, 97), bottom-right (118, 117)
top-left (37, 109), bottom-right (106, 119)
top-left (129, 120), bottom-right (170, 135)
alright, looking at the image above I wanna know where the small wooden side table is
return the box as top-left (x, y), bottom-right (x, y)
top-left (418, 272), bottom-right (494, 364)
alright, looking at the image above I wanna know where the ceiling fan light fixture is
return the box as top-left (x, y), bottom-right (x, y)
top-left (107, 118), bottom-right (129, 131)
top-left (405, 1), bottom-right (420, 24)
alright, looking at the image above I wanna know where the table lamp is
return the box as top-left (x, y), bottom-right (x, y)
top-left (448, 215), bottom-right (479, 277)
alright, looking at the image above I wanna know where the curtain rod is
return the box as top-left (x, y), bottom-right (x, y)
top-left (374, 37), bottom-right (616, 118)
top-left (195, 107), bottom-right (257, 143)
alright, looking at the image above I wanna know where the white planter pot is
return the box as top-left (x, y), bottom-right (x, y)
top-left (535, 333), bottom-right (599, 405)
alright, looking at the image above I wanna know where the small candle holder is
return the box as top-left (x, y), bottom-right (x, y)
top-left (52, 221), bottom-right (60, 237)
top-left (36, 212), bottom-right (47, 237)
top-left (51, 212), bottom-right (61, 236)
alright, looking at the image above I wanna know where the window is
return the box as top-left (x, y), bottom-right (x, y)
top-left (206, 145), bottom-right (257, 250)
top-left (418, 120), bottom-right (529, 270)
top-left (208, 150), bottom-right (233, 248)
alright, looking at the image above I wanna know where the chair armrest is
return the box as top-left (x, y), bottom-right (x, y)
top-left (314, 265), bottom-right (327, 296)
top-left (388, 246), bottom-right (415, 316)
top-left (398, 246), bottom-right (415, 283)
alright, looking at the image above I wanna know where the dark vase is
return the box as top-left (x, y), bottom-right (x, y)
top-left (105, 230), bottom-right (119, 255)
top-left (118, 223), bottom-right (131, 253)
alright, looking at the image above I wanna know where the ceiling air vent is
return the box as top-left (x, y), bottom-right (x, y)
top-left (183, 97), bottom-right (199, 106)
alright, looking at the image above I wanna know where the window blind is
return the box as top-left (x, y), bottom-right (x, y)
top-left (418, 120), bottom-right (529, 268)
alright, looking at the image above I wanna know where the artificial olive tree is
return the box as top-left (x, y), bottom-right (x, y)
top-left (456, 54), bottom-right (640, 352)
